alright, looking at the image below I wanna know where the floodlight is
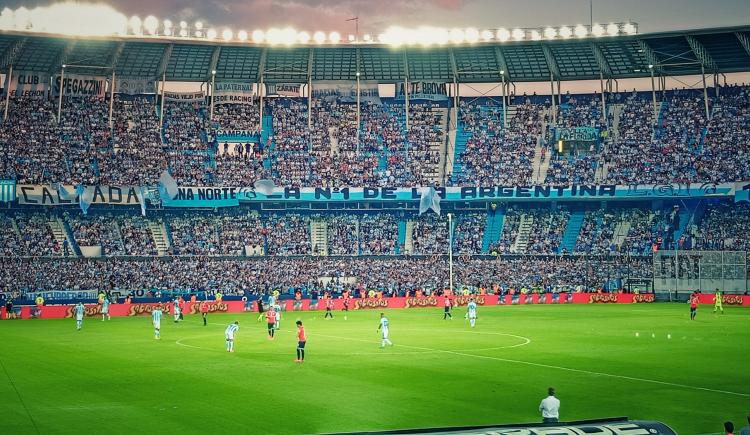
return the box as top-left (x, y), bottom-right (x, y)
top-left (195, 21), bottom-right (203, 30)
top-left (496, 28), bottom-right (510, 42)
top-left (512, 28), bottom-right (525, 40)
top-left (163, 19), bottom-right (172, 29)
top-left (143, 16), bottom-right (158, 35)
top-left (348, 34), bottom-right (356, 42)
top-left (606, 23), bottom-right (619, 36)
top-left (591, 23), bottom-right (604, 37)
top-left (206, 28), bottom-right (217, 39)
top-left (237, 30), bottom-right (248, 41)
top-left (449, 28), bottom-right (465, 44)
top-left (363, 34), bottom-right (372, 42)
top-left (559, 26), bottom-right (572, 38)
top-left (252, 29), bottom-right (265, 43)
top-left (129, 16), bottom-right (142, 34)
top-left (313, 31), bottom-right (326, 44)
top-left (222, 28), bottom-right (233, 41)
top-left (179, 28), bottom-right (188, 37)
top-left (480, 29), bottom-right (493, 41)
top-left (298, 31), bottom-right (311, 43)
top-left (544, 27), bottom-right (557, 39)
top-left (623, 22), bottom-right (637, 35)
top-left (329, 31), bottom-right (341, 43)
top-left (574, 24), bottom-right (587, 38)
top-left (465, 27), bottom-right (480, 43)
top-left (531, 29), bottom-right (542, 41)
top-left (179, 21), bottom-right (187, 29)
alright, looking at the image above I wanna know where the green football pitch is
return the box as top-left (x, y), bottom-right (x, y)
top-left (1, 304), bottom-right (748, 434)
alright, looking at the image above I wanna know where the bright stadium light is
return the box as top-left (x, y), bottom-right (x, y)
top-left (313, 31), bottom-right (326, 44)
top-left (237, 30), bottom-right (248, 41)
top-left (0, 8), bottom-right (13, 31)
top-left (574, 24), bottom-right (588, 38)
top-left (592, 23), bottom-right (604, 37)
top-left (195, 21), bottom-right (203, 30)
top-left (623, 22), bottom-right (637, 35)
top-left (164, 28), bottom-right (173, 36)
top-left (544, 27), bottom-right (557, 39)
top-left (606, 23), bottom-right (619, 36)
top-left (222, 28), bottom-right (233, 41)
top-left (512, 28), bottom-right (525, 40)
top-left (143, 15), bottom-right (158, 35)
top-left (449, 28), bottom-right (465, 44)
top-left (195, 30), bottom-right (203, 38)
top-left (252, 29), bottom-right (265, 43)
top-left (129, 16), bottom-right (142, 35)
top-left (363, 34), bottom-right (372, 42)
top-left (480, 29), bottom-right (494, 41)
top-left (559, 26), bottom-right (572, 38)
top-left (179, 20), bottom-right (187, 29)
top-left (179, 28), bottom-right (188, 37)
top-left (281, 27), bottom-right (297, 45)
top-left (530, 29), bottom-right (542, 41)
top-left (14, 7), bottom-right (30, 29)
top-left (163, 19), bottom-right (172, 30)
top-left (329, 31), bottom-right (341, 44)
top-left (348, 34), bottom-right (356, 42)
top-left (206, 28), bottom-right (217, 39)
top-left (496, 28), bottom-right (510, 42)
top-left (298, 31), bottom-right (311, 44)
top-left (465, 27), bottom-right (480, 43)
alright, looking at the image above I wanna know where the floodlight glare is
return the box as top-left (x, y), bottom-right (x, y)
top-left (496, 28), bottom-right (510, 42)
top-left (313, 31), bottom-right (326, 44)
top-left (329, 31), bottom-right (341, 43)
top-left (237, 30), bottom-right (248, 41)
top-left (574, 24), bottom-right (587, 38)
top-left (179, 28), bottom-right (188, 37)
top-left (298, 31), bottom-right (311, 43)
top-left (129, 16), bottom-right (142, 34)
top-left (480, 29), bottom-right (493, 41)
top-left (531, 30), bottom-right (542, 41)
top-left (179, 21), bottom-right (187, 29)
top-left (206, 28), bottom-right (217, 39)
top-left (559, 26), bottom-right (572, 38)
top-left (143, 16), bottom-right (158, 35)
top-left (348, 34), bottom-right (356, 42)
top-left (222, 28), bottom-right (233, 41)
top-left (512, 28), bottom-right (525, 40)
top-left (449, 28), bottom-right (465, 44)
top-left (544, 27), bottom-right (557, 39)
top-left (281, 27), bottom-right (297, 45)
top-left (252, 29), bottom-right (265, 43)
top-left (164, 28), bottom-right (173, 36)
top-left (163, 19), bottom-right (172, 29)
top-left (465, 27), bottom-right (480, 43)
top-left (195, 21), bottom-right (203, 30)
top-left (194, 30), bottom-right (202, 38)
top-left (606, 23), bottom-right (619, 36)
top-left (623, 22), bottom-right (637, 35)
top-left (363, 34), bottom-right (372, 42)
top-left (592, 23), bottom-right (604, 37)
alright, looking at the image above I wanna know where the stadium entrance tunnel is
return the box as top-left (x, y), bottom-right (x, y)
top-left (321, 417), bottom-right (676, 434)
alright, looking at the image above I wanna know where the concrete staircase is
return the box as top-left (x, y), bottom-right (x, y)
top-left (311, 220), bottom-right (328, 256)
top-left (559, 210), bottom-right (585, 253)
top-left (396, 219), bottom-right (407, 255)
top-left (531, 142), bottom-right (551, 184)
top-left (481, 208), bottom-right (505, 253)
top-left (610, 103), bottom-right (624, 139)
top-left (404, 220), bottom-right (415, 255)
top-left (434, 107), bottom-right (449, 183)
top-left (148, 220), bottom-right (170, 256)
top-left (444, 107), bottom-right (458, 182)
top-left (49, 218), bottom-right (78, 257)
top-left (328, 126), bottom-right (339, 154)
top-left (512, 214), bottom-right (534, 253)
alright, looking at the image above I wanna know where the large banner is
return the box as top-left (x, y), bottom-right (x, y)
top-left (312, 81), bottom-right (380, 103)
top-left (164, 91), bottom-right (206, 103)
top-left (395, 81), bottom-right (448, 102)
top-left (6, 71), bottom-right (49, 98)
top-left (115, 78), bottom-right (157, 95)
top-left (556, 127), bottom-right (599, 142)
top-left (339, 420), bottom-right (676, 435)
top-left (17, 185), bottom-right (143, 206)
top-left (697, 293), bottom-right (749, 306)
top-left (265, 83), bottom-right (302, 97)
top-left (53, 73), bottom-right (107, 98)
top-left (215, 130), bottom-right (258, 142)
top-left (12, 182), bottom-right (747, 208)
top-left (213, 82), bottom-right (256, 105)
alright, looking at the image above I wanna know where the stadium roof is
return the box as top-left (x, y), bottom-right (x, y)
top-left (1, 25), bottom-right (749, 83)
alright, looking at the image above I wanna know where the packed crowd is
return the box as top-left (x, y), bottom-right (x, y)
top-left (0, 255), bottom-right (654, 296)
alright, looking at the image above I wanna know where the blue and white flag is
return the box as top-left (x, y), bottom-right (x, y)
top-left (254, 179), bottom-right (277, 196)
top-left (56, 183), bottom-right (77, 201)
top-left (418, 186), bottom-right (441, 215)
top-left (77, 185), bottom-right (95, 215)
top-left (137, 186), bottom-right (147, 216)
top-left (0, 180), bottom-right (16, 203)
top-left (158, 170), bottom-right (179, 200)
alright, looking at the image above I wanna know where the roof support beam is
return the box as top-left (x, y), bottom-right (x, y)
top-left (257, 48), bottom-right (267, 82)
top-left (590, 42), bottom-right (613, 77)
top-left (541, 45), bottom-right (560, 79)
top-left (50, 40), bottom-right (75, 74)
top-left (735, 32), bottom-right (750, 59)
top-left (493, 46), bottom-right (509, 81)
top-left (208, 46), bottom-right (221, 80)
top-left (0, 38), bottom-right (26, 71)
top-left (636, 40), bottom-right (662, 74)
top-left (448, 48), bottom-right (459, 82)
top-left (108, 42), bottom-right (125, 71)
top-left (685, 35), bottom-right (718, 72)
top-left (157, 44), bottom-right (173, 78)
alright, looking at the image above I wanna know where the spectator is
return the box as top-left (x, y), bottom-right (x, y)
top-left (539, 387), bottom-right (560, 424)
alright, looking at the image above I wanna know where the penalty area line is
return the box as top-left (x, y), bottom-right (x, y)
top-left (316, 333), bottom-right (749, 398)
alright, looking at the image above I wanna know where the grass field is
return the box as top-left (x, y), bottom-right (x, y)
top-left (1, 303), bottom-right (748, 434)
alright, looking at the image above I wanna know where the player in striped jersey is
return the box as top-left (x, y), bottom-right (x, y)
top-left (101, 298), bottom-right (110, 321)
top-left (152, 305), bottom-right (163, 339)
top-left (378, 313), bottom-right (393, 348)
top-left (225, 321), bottom-right (240, 352)
top-left (74, 302), bottom-right (85, 330)
top-left (467, 298), bottom-right (478, 328)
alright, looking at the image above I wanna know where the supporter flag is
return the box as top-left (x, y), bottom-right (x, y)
top-left (137, 186), bottom-right (147, 216)
top-left (419, 186), bottom-right (441, 215)
top-left (77, 185), bottom-right (95, 215)
top-left (56, 183), bottom-right (77, 201)
top-left (0, 180), bottom-right (16, 203)
top-left (254, 179), bottom-right (277, 196)
top-left (158, 170), bottom-right (179, 200)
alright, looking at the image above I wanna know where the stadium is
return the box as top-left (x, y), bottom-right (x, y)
top-left (0, 1), bottom-right (749, 434)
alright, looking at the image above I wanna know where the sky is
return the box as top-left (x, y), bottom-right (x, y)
top-left (1, 0), bottom-right (748, 35)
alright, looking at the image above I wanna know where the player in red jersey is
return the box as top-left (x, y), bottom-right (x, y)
top-left (266, 308), bottom-right (277, 339)
top-left (689, 291), bottom-right (699, 320)
top-left (443, 295), bottom-right (453, 320)
top-left (324, 297), bottom-right (334, 319)
top-left (295, 320), bottom-right (306, 363)
top-left (200, 300), bottom-right (209, 326)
